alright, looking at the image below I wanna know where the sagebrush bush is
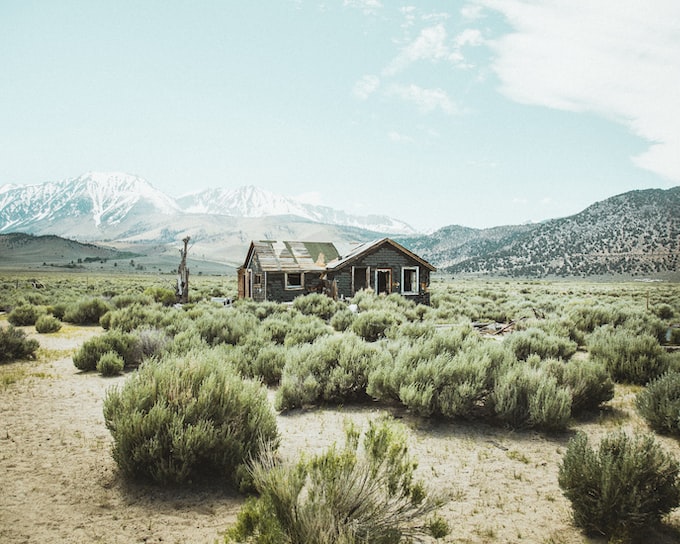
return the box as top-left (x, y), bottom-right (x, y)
top-left (0, 325), bottom-right (40, 363)
top-left (504, 327), bottom-right (577, 361)
top-left (543, 358), bottom-right (614, 414)
top-left (136, 327), bottom-right (172, 360)
top-left (491, 363), bottom-right (571, 430)
top-left (587, 325), bottom-right (668, 384)
top-left (351, 310), bottom-right (396, 342)
top-left (35, 314), bottom-right (62, 334)
top-left (388, 339), bottom-right (506, 420)
top-left (558, 431), bottom-right (680, 540)
top-left (637, 371), bottom-right (680, 435)
top-left (103, 350), bottom-right (278, 486)
top-left (73, 330), bottom-right (142, 371)
top-left (63, 297), bottom-right (111, 325)
top-left (196, 308), bottom-right (258, 346)
top-left (8, 304), bottom-right (44, 326)
top-left (276, 334), bottom-right (389, 411)
top-left (97, 351), bottom-right (125, 376)
top-left (282, 313), bottom-right (331, 346)
top-left (330, 307), bottom-right (356, 332)
top-left (292, 293), bottom-right (337, 320)
top-left (226, 418), bottom-right (448, 544)
top-left (143, 286), bottom-right (177, 306)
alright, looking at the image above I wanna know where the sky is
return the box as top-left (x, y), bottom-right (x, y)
top-left (1, 1), bottom-right (679, 231)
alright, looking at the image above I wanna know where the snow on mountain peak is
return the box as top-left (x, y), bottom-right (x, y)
top-left (0, 173), bottom-right (417, 236)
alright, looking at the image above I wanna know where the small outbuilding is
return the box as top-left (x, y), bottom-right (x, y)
top-left (238, 238), bottom-right (435, 305)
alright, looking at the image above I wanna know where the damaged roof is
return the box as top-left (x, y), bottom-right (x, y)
top-left (243, 240), bottom-right (341, 272)
top-left (242, 238), bottom-right (435, 273)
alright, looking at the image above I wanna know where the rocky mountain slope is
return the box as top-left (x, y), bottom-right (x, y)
top-left (401, 187), bottom-right (679, 278)
top-left (1, 172), bottom-right (677, 278)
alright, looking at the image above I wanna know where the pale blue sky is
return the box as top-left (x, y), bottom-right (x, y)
top-left (1, 1), bottom-right (678, 230)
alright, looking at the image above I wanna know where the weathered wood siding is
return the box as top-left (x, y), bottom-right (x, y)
top-left (329, 245), bottom-right (431, 305)
top-left (264, 271), bottom-right (326, 303)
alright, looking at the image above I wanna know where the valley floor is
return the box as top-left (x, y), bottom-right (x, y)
top-left (2, 324), bottom-right (680, 543)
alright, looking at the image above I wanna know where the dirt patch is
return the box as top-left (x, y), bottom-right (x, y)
top-left (2, 326), bottom-right (680, 543)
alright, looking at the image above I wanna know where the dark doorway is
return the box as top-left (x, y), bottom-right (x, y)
top-left (353, 267), bottom-right (368, 293)
top-left (376, 269), bottom-right (391, 294)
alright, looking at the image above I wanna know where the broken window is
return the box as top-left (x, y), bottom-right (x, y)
top-left (402, 267), bottom-right (419, 294)
top-left (285, 272), bottom-right (303, 290)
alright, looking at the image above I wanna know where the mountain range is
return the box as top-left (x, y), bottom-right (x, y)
top-left (1, 172), bottom-right (678, 278)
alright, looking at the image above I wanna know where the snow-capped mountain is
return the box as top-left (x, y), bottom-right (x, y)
top-left (0, 173), bottom-right (416, 240)
top-left (0, 172), bottom-right (179, 235)
top-left (176, 186), bottom-right (416, 235)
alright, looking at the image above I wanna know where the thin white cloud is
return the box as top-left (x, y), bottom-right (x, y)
top-left (461, 4), bottom-right (484, 20)
top-left (388, 84), bottom-right (458, 115)
top-left (480, 0), bottom-right (680, 183)
top-left (384, 24), bottom-right (450, 75)
top-left (388, 130), bottom-right (414, 143)
top-left (352, 74), bottom-right (380, 100)
top-left (384, 23), bottom-right (484, 75)
top-left (343, 0), bottom-right (382, 16)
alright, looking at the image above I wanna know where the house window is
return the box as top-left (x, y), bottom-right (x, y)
top-left (402, 267), bottom-right (419, 294)
top-left (254, 273), bottom-right (262, 285)
top-left (285, 272), bottom-right (303, 290)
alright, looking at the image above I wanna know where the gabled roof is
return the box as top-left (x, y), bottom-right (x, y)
top-left (242, 240), bottom-right (340, 272)
top-left (327, 237), bottom-right (436, 271)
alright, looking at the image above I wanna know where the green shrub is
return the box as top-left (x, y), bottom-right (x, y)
top-left (35, 314), bottom-right (62, 334)
top-left (8, 304), bottom-right (44, 326)
top-left (504, 327), bottom-right (577, 361)
top-left (143, 286), bottom-right (177, 306)
top-left (110, 293), bottom-right (154, 309)
top-left (275, 334), bottom-right (388, 411)
top-left (63, 297), bottom-right (111, 325)
top-left (491, 364), bottom-right (571, 431)
top-left (51, 302), bottom-right (68, 320)
top-left (351, 310), bottom-right (396, 342)
top-left (282, 313), bottom-right (331, 347)
top-left (671, 328), bottom-right (680, 345)
top-left (136, 327), bottom-right (172, 360)
top-left (261, 317), bottom-right (291, 345)
top-left (588, 325), bottom-right (668, 384)
top-left (367, 325), bottom-right (502, 410)
top-left (0, 325), bottom-right (40, 363)
top-left (73, 330), bottom-right (142, 371)
top-left (226, 418), bottom-right (447, 544)
top-left (558, 431), bottom-right (680, 540)
top-left (292, 293), bottom-right (337, 321)
top-left (391, 342), bottom-right (497, 419)
top-left (653, 303), bottom-right (675, 320)
top-left (97, 351), bottom-right (125, 376)
top-left (103, 350), bottom-right (278, 486)
top-left (106, 303), bottom-right (168, 332)
top-left (330, 307), bottom-right (355, 332)
top-left (543, 358), bottom-right (614, 414)
top-left (637, 371), bottom-right (680, 435)
top-left (196, 309), bottom-right (259, 346)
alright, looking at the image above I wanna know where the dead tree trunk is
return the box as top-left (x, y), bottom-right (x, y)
top-left (176, 236), bottom-right (190, 304)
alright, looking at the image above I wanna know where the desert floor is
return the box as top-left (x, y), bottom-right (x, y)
top-left (2, 323), bottom-right (680, 544)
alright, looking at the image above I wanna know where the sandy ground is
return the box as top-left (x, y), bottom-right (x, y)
top-left (2, 325), bottom-right (680, 544)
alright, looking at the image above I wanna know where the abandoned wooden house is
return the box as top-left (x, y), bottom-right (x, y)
top-left (238, 238), bottom-right (436, 305)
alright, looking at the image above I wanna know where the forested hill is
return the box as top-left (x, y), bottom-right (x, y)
top-left (401, 187), bottom-right (680, 278)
